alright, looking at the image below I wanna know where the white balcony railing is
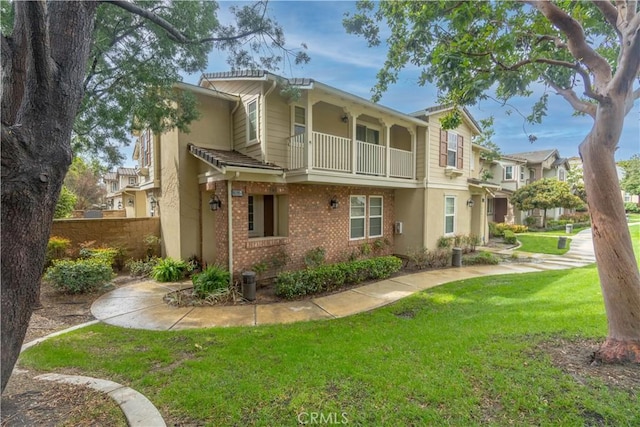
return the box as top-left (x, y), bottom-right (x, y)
top-left (356, 140), bottom-right (385, 176)
top-left (288, 131), bottom-right (413, 180)
top-left (313, 132), bottom-right (351, 172)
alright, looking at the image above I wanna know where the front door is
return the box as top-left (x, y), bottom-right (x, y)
top-left (494, 198), bottom-right (508, 223)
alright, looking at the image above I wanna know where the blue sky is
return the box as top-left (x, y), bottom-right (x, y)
top-left (126, 1), bottom-right (639, 165)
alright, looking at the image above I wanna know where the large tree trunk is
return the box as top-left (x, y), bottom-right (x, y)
top-left (1, 1), bottom-right (98, 392)
top-left (580, 101), bottom-right (640, 364)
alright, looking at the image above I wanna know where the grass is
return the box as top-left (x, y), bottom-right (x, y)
top-left (516, 234), bottom-right (571, 255)
top-left (525, 225), bottom-right (590, 237)
top-left (627, 212), bottom-right (640, 222)
top-left (19, 226), bottom-right (640, 426)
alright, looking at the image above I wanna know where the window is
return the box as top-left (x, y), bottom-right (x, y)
top-left (350, 196), bottom-right (366, 239)
top-left (504, 165), bottom-right (514, 180)
top-left (624, 194), bottom-right (631, 202)
top-left (356, 124), bottom-right (380, 144)
top-left (128, 177), bottom-right (136, 185)
top-left (247, 99), bottom-right (258, 142)
top-left (444, 196), bottom-right (456, 235)
top-left (247, 194), bottom-right (288, 238)
top-left (439, 130), bottom-right (463, 169)
top-left (294, 106), bottom-right (305, 136)
top-left (447, 132), bottom-right (458, 167)
top-left (369, 196), bottom-right (383, 237)
top-left (487, 198), bottom-right (494, 215)
top-left (520, 167), bottom-right (525, 181)
top-left (558, 168), bottom-right (566, 181)
top-left (248, 196), bottom-right (255, 232)
top-left (111, 182), bottom-right (118, 192)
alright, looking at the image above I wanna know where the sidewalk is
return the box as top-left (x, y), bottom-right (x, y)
top-left (90, 229), bottom-right (596, 331)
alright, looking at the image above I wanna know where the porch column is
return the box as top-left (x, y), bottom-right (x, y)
top-left (305, 95), bottom-right (316, 170)
top-left (347, 109), bottom-right (358, 175)
top-left (380, 120), bottom-right (390, 178)
top-left (409, 128), bottom-right (416, 180)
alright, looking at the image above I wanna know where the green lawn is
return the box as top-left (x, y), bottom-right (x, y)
top-left (525, 225), bottom-right (590, 237)
top-left (627, 212), bottom-right (640, 222)
top-left (516, 234), bottom-right (571, 255)
top-left (19, 226), bottom-right (640, 426)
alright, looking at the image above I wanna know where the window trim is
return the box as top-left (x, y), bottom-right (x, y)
top-left (128, 177), bottom-right (136, 185)
top-left (293, 105), bottom-right (306, 136)
top-left (487, 198), bottom-right (494, 215)
top-left (504, 165), bottom-right (514, 181)
top-left (519, 167), bottom-right (525, 181)
top-left (447, 131), bottom-right (458, 167)
top-left (368, 196), bottom-right (383, 238)
top-left (349, 195), bottom-right (367, 240)
top-left (444, 196), bottom-right (456, 235)
top-left (247, 98), bottom-right (259, 145)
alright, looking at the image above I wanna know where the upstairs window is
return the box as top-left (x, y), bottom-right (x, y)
top-left (558, 168), bottom-right (566, 181)
top-left (439, 130), bottom-right (464, 169)
top-left (247, 99), bottom-right (258, 142)
top-left (520, 167), bottom-right (525, 181)
top-left (111, 182), bottom-right (118, 192)
top-left (294, 106), bottom-right (306, 136)
top-left (504, 165), bottom-right (514, 181)
top-left (128, 177), bottom-right (137, 185)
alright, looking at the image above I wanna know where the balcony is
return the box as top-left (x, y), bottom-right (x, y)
top-left (288, 131), bottom-right (414, 179)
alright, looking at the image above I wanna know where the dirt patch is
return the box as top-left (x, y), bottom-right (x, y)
top-left (1, 275), bottom-right (141, 427)
top-left (535, 337), bottom-right (639, 394)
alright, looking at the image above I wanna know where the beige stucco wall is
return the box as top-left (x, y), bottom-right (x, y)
top-left (393, 189), bottom-right (425, 255)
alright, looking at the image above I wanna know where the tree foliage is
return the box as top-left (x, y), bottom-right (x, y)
top-left (54, 186), bottom-right (78, 219)
top-left (64, 156), bottom-right (107, 210)
top-left (619, 154), bottom-right (640, 197)
top-left (511, 178), bottom-right (583, 228)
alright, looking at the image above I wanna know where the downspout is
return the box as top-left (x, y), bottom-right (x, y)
top-left (262, 80), bottom-right (277, 164)
top-left (227, 178), bottom-right (234, 285)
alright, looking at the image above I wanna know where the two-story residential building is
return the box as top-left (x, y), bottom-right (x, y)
top-left (487, 149), bottom-right (570, 225)
top-left (131, 71), bottom-right (494, 276)
top-left (103, 167), bottom-right (139, 217)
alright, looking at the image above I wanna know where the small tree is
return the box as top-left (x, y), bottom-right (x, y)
top-left (54, 186), bottom-right (78, 219)
top-left (511, 178), bottom-right (583, 228)
top-left (619, 154), bottom-right (640, 203)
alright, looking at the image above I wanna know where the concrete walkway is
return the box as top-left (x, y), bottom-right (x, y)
top-left (90, 228), bottom-right (596, 331)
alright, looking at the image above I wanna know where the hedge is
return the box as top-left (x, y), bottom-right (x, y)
top-left (274, 256), bottom-right (402, 299)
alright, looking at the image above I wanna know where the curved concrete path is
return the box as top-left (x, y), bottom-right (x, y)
top-left (91, 228), bottom-right (596, 331)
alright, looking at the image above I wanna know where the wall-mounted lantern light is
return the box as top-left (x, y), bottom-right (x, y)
top-left (209, 194), bottom-right (222, 211)
top-left (466, 199), bottom-right (475, 208)
top-left (117, 201), bottom-right (122, 209)
top-left (149, 196), bottom-right (157, 217)
top-left (329, 196), bottom-right (339, 209)
top-left (128, 198), bottom-right (134, 206)
top-left (341, 114), bottom-right (348, 123)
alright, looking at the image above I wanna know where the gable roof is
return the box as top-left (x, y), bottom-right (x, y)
top-left (410, 104), bottom-right (482, 135)
top-left (506, 149), bottom-right (558, 163)
top-left (117, 167), bottom-right (138, 176)
top-left (104, 172), bottom-right (117, 181)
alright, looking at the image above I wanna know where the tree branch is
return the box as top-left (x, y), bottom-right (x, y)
top-left (593, 0), bottom-right (621, 40)
top-left (21, 1), bottom-right (53, 95)
top-left (528, 0), bottom-right (612, 92)
top-left (544, 77), bottom-right (597, 118)
top-left (610, 11), bottom-right (640, 96)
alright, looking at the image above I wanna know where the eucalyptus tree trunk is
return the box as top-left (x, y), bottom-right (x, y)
top-left (580, 101), bottom-right (640, 363)
top-left (1, 1), bottom-right (98, 392)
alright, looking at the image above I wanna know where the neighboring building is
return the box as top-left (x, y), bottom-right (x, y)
top-left (130, 71), bottom-right (496, 276)
top-left (486, 149), bottom-right (570, 225)
top-left (103, 167), bottom-right (139, 217)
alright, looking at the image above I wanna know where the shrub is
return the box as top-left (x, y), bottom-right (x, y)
top-left (275, 256), bottom-right (402, 299)
top-left (407, 247), bottom-right (430, 269)
top-left (503, 230), bottom-right (517, 245)
top-left (144, 234), bottom-right (161, 259)
top-left (559, 212), bottom-right (591, 223)
top-left (463, 251), bottom-right (500, 266)
top-left (192, 265), bottom-right (230, 298)
top-left (126, 257), bottom-right (159, 277)
top-left (524, 216), bottom-right (538, 227)
top-left (46, 236), bottom-right (71, 268)
top-left (152, 257), bottom-right (189, 282)
top-left (44, 258), bottom-right (114, 294)
top-left (624, 202), bottom-right (640, 213)
top-left (303, 247), bottom-right (326, 268)
top-left (437, 236), bottom-right (453, 249)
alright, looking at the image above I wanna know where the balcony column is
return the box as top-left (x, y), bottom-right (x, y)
top-left (346, 109), bottom-right (358, 175)
top-left (305, 95), bottom-right (316, 170)
top-left (409, 128), bottom-right (416, 179)
top-left (380, 119), bottom-right (390, 178)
